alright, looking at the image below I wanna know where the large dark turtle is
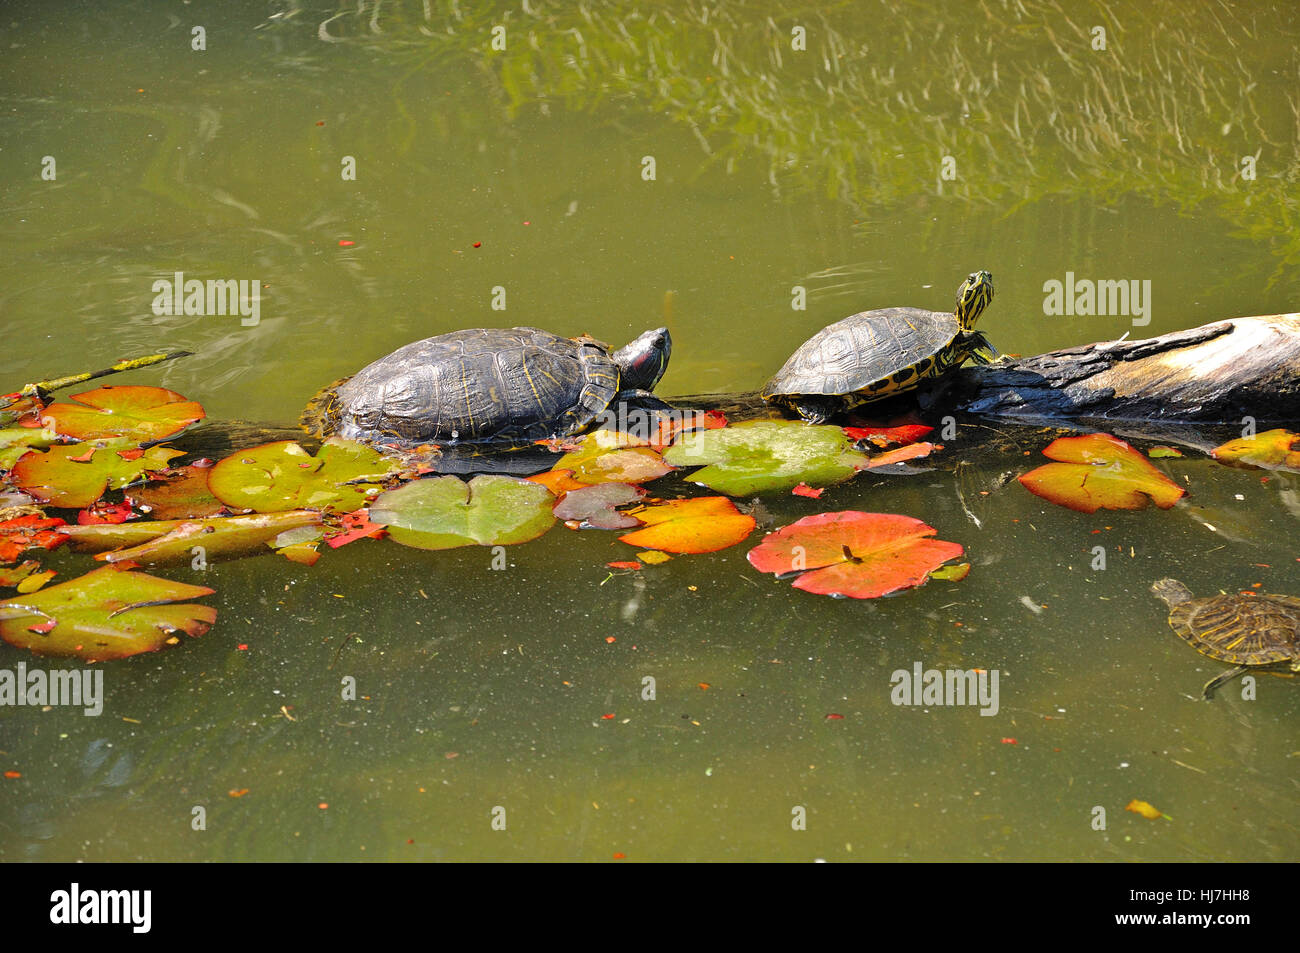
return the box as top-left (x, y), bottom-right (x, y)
top-left (301, 326), bottom-right (671, 447)
top-left (763, 270), bottom-right (997, 423)
top-left (1151, 578), bottom-right (1300, 699)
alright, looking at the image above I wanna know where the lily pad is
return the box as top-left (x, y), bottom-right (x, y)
top-left (843, 412), bottom-right (934, 447)
top-left (1211, 429), bottom-right (1300, 473)
top-left (553, 483), bottom-right (646, 529)
top-left (370, 475), bottom-right (556, 550)
top-left (0, 565), bottom-right (216, 661)
top-left (747, 511), bottom-right (964, 599)
top-left (552, 431), bottom-right (673, 485)
top-left (207, 438), bottom-right (398, 513)
top-left (83, 511), bottom-right (324, 566)
top-left (127, 464), bottom-right (231, 519)
top-left (525, 468), bottom-right (589, 497)
top-left (0, 425), bottom-right (59, 472)
top-left (662, 420), bottom-right (870, 496)
top-left (1018, 433), bottom-right (1186, 513)
top-left (40, 385), bottom-right (205, 442)
top-left (864, 441), bottom-right (938, 469)
top-left (617, 496), bottom-right (756, 554)
top-left (11, 443), bottom-right (181, 509)
top-left (0, 515), bottom-right (68, 563)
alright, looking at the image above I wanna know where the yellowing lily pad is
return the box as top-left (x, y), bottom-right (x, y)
top-left (1211, 429), bottom-right (1300, 473)
top-left (11, 444), bottom-right (182, 509)
top-left (370, 475), bottom-right (556, 550)
top-left (0, 565), bottom-right (217, 660)
top-left (40, 385), bottom-right (205, 442)
top-left (617, 496), bottom-right (756, 554)
top-left (662, 420), bottom-right (870, 496)
top-left (552, 431), bottom-right (673, 485)
top-left (1018, 433), bottom-right (1186, 513)
top-left (207, 438), bottom-right (397, 513)
top-left (747, 511), bottom-right (964, 599)
top-left (84, 511), bottom-right (324, 566)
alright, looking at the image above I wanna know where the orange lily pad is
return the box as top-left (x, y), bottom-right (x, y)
top-left (40, 385), bottom-right (205, 442)
top-left (11, 443), bottom-right (182, 509)
top-left (1211, 429), bottom-right (1300, 473)
top-left (617, 497), bottom-right (756, 554)
top-left (864, 441), bottom-right (938, 469)
top-left (1018, 433), bottom-right (1186, 513)
top-left (747, 511), bottom-right (964, 599)
top-left (526, 468), bottom-right (588, 497)
top-left (0, 564), bottom-right (216, 660)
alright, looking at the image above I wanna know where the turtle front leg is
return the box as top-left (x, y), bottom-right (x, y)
top-left (1201, 665), bottom-right (1250, 700)
top-left (790, 394), bottom-right (846, 424)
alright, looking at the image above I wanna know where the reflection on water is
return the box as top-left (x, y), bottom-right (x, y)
top-left (0, 0), bottom-right (1296, 861)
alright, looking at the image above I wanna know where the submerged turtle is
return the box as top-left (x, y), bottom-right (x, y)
top-left (301, 326), bottom-right (671, 448)
top-left (1151, 578), bottom-right (1300, 699)
top-left (763, 270), bottom-right (997, 423)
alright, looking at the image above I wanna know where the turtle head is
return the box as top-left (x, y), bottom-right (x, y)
top-left (614, 327), bottom-right (672, 391)
top-left (1151, 578), bottom-right (1193, 609)
top-left (955, 271), bottom-right (995, 331)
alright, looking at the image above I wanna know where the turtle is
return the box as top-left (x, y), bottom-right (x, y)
top-left (300, 326), bottom-right (672, 448)
top-left (762, 270), bottom-right (997, 423)
top-left (1151, 578), bottom-right (1300, 699)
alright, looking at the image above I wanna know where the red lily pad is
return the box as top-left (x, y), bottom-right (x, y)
top-left (792, 483), bottom-right (824, 498)
top-left (370, 475), bottom-right (556, 550)
top-left (77, 501), bottom-right (135, 525)
top-left (1018, 434), bottom-right (1186, 513)
top-left (843, 412), bottom-right (934, 447)
top-left (207, 438), bottom-right (398, 513)
top-left (617, 496), bottom-right (756, 554)
top-left (0, 515), bottom-right (68, 563)
top-left (747, 511), bottom-right (964, 599)
top-left (11, 443), bottom-right (181, 509)
top-left (40, 385), bottom-right (205, 442)
top-left (0, 564), bottom-right (216, 660)
top-left (1211, 429), bottom-right (1300, 473)
top-left (324, 508), bottom-right (387, 548)
top-left (553, 483), bottom-right (646, 529)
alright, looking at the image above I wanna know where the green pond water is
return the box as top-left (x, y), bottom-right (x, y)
top-left (1, 0), bottom-right (1297, 861)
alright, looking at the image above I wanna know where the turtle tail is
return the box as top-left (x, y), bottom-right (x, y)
top-left (299, 376), bottom-right (352, 437)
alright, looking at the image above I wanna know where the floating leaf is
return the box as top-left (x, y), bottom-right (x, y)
top-left (12, 443), bottom-right (181, 509)
top-left (1018, 434), bottom-right (1186, 513)
top-left (553, 432), bottom-right (673, 485)
top-left (637, 550), bottom-right (672, 565)
top-left (617, 497), bottom-right (756, 554)
top-left (843, 412), bottom-right (934, 447)
top-left (127, 465), bottom-right (230, 519)
top-left (650, 409), bottom-right (729, 449)
top-left (207, 438), bottom-right (397, 513)
top-left (0, 515), bottom-right (68, 563)
top-left (1147, 446), bottom-right (1184, 459)
top-left (662, 420), bottom-right (870, 496)
top-left (1211, 429), bottom-right (1300, 473)
top-left (76, 501), bottom-right (135, 525)
top-left (526, 468), bottom-right (588, 497)
top-left (15, 569), bottom-right (56, 593)
top-left (606, 561), bottom-right (642, 570)
top-left (83, 511), bottom-right (324, 566)
top-left (0, 560), bottom-right (41, 587)
top-left (0, 426), bottom-right (59, 472)
top-left (323, 508), bottom-right (386, 549)
top-left (928, 562), bottom-right (971, 581)
top-left (747, 511), bottom-right (964, 599)
top-left (370, 475), bottom-right (555, 550)
top-left (1125, 799), bottom-right (1166, 820)
top-left (864, 441), bottom-right (938, 469)
top-left (553, 483), bottom-right (646, 529)
top-left (0, 565), bottom-right (216, 661)
top-left (792, 483), bottom-right (824, 498)
top-left (40, 385), bottom-right (205, 442)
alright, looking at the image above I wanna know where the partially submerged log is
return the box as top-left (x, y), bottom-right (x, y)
top-left (946, 314), bottom-right (1300, 424)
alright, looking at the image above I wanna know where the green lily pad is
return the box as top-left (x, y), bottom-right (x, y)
top-left (66, 511), bottom-right (324, 566)
top-left (370, 475), bottom-right (556, 550)
top-left (662, 420), bottom-right (871, 496)
top-left (206, 438), bottom-right (398, 513)
top-left (0, 426), bottom-right (59, 472)
top-left (0, 564), bottom-right (217, 660)
top-left (11, 443), bottom-right (182, 509)
top-left (40, 385), bottom-right (205, 442)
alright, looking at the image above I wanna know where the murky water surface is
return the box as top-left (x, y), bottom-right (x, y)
top-left (1, 0), bottom-right (1297, 861)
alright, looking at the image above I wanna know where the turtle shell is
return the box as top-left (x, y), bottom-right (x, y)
top-left (1166, 590), bottom-right (1300, 666)
top-left (301, 327), bottom-right (620, 446)
top-left (763, 307), bottom-right (964, 404)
